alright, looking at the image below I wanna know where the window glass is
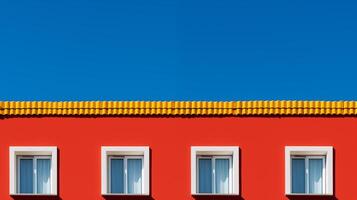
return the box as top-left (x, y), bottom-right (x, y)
top-left (109, 157), bottom-right (143, 194)
top-left (19, 159), bottom-right (33, 194)
top-left (110, 159), bottom-right (124, 193)
top-left (309, 159), bottom-right (323, 194)
top-left (292, 158), bottom-right (306, 193)
top-left (127, 159), bottom-right (142, 194)
top-left (198, 158), bottom-right (212, 193)
top-left (37, 159), bottom-right (51, 194)
top-left (215, 159), bottom-right (229, 194)
top-left (19, 157), bottom-right (52, 194)
top-left (292, 157), bottom-right (324, 194)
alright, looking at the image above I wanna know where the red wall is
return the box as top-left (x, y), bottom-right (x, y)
top-left (1, 117), bottom-right (356, 200)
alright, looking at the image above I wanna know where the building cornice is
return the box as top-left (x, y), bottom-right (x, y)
top-left (1, 101), bottom-right (357, 116)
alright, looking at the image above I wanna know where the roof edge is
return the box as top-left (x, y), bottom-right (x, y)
top-left (1, 101), bottom-right (357, 116)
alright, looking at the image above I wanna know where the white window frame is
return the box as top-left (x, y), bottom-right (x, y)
top-left (108, 156), bottom-right (144, 194)
top-left (10, 146), bottom-right (58, 195)
top-left (285, 146), bottom-right (333, 196)
top-left (290, 155), bottom-right (326, 194)
top-left (101, 146), bottom-right (150, 195)
top-left (17, 156), bottom-right (52, 195)
top-left (197, 155), bottom-right (233, 194)
top-left (191, 146), bottom-right (239, 195)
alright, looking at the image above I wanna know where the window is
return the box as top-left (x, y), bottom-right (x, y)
top-left (10, 146), bottom-right (57, 195)
top-left (197, 156), bottom-right (232, 194)
top-left (285, 146), bottom-right (333, 196)
top-left (109, 156), bottom-right (143, 194)
top-left (191, 146), bottom-right (239, 195)
top-left (101, 146), bottom-right (150, 195)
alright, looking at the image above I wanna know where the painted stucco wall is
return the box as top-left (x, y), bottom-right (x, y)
top-left (0, 117), bottom-right (356, 200)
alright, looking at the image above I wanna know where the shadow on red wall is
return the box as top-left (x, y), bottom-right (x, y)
top-left (286, 195), bottom-right (337, 200)
top-left (103, 195), bottom-right (154, 200)
top-left (193, 196), bottom-right (244, 200)
top-left (11, 196), bottom-right (62, 200)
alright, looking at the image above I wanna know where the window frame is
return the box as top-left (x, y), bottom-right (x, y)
top-left (101, 146), bottom-right (150, 196)
top-left (291, 155), bottom-right (326, 194)
top-left (285, 146), bottom-right (333, 196)
top-left (9, 146), bottom-right (58, 196)
top-left (108, 155), bottom-right (144, 194)
top-left (191, 146), bottom-right (240, 196)
top-left (17, 155), bottom-right (52, 195)
top-left (196, 155), bottom-right (233, 194)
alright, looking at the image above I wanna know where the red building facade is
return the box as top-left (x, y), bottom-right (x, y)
top-left (0, 101), bottom-right (356, 200)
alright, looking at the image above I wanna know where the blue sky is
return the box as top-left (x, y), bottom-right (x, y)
top-left (1, 0), bottom-right (356, 101)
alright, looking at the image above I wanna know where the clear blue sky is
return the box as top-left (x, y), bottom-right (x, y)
top-left (1, 0), bottom-right (356, 101)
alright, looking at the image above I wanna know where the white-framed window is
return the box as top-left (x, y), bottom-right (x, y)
top-left (9, 146), bottom-right (58, 195)
top-left (108, 156), bottom-right (143, 194)
top-left (101, 146), bottom-right (150, 195)
top-left (285, 146), bottom-right (333, 196)
top-left (191, 146), bottom-right (239, 195)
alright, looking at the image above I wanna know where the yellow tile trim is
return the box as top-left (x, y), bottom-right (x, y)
top-left (1, 101), bottom-right (357, 116)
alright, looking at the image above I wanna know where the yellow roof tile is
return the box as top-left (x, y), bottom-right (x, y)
top-left (1, 101), bottom-right (357, 116)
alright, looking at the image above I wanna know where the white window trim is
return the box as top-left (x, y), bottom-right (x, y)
top-left (101, 146), bottom-right (150, 195)
top-left (285, 146), bottom-right (333, 196)
top-left (191, 146), bottom-right (239, 195)
top-left (10, 146), bottom-right (58, 195)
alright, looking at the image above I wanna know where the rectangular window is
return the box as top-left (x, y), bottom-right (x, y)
top-left (17, 156), bottom-right (51, 194)
top-left (291, 156), bottom-right (325, 194)
top-left (285, 146), bottom-right (333, 195)
top-left (109, 156), bottom-right (143, 194)
top-left (101, 146), bottom-right (150, 195)
top-left (197, 156), bottom-right (232, 194)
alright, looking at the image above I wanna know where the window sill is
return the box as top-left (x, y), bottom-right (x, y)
top-left (10, 194), bottom-right (57, 196)
top-left (102, 194), bottom-right (150, 196)
top-left (192, 193), bottom-right (240, 196)
top-left (286, 193), bottom-right (334, 196)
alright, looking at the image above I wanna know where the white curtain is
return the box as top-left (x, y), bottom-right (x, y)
top-left (127, 159), bottom-right (142, 194)
top-left (110, 159), bottom-right (124, 193)
top-left (309, 159), bottom-right (323, 194)
top-left (215, 159), bottom-right (229, 194)
top-left (37, 159), bottom-right (51, 194)
top-left (198, 158), bottom-right (212, 193)
top-left (291, 158), bottom-right (306, 193)
top-left (19, 159), bottom-right (33, 193)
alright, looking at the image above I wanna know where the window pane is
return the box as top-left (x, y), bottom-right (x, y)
top-left (19, 159), bottom-right (34, 193)
top-left (110, 159), bottom-right (124, 193)
top-left (127, 159), bottom-right (142, 194)
top-left (292, 158), bottom-right (306, 193)
top-left (309, 159), bottom-right (323, 194)
top-left (198, 158), bottom-right (212, 193)
top-left (37, 159), bottom-right (51, 194)
top-left (215, 159), bottom-right (229, 194)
